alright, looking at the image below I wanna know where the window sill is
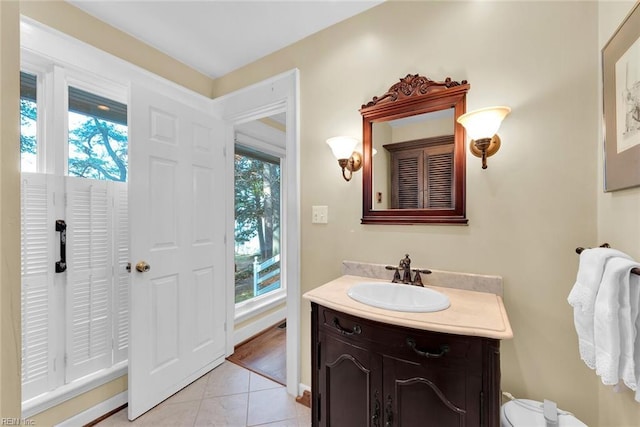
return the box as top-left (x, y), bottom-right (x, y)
top-left (235, 289), bottom-right (286, 324)
top-left (22, 361), bottom-right (127, 418)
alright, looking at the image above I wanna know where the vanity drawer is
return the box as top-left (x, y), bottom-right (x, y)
top-left (317, 305), bottom-right (485, 365)
top-left (318, 306), bottom-right (376, 343)
top-left (385, 327), bottom-right (482, 366)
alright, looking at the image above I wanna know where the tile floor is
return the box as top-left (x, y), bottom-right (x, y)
top-left (96, 361), bottom-right (311, 427)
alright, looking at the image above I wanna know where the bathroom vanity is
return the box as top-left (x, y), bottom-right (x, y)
top-left (304, 272), bottom-right (512, 427)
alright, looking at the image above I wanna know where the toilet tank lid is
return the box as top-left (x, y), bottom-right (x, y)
top-left (502, 399), bottom-right (587, 427)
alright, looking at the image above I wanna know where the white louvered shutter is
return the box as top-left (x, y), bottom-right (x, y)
top-left (21, 173), bottom-right (56, 400)
top-left (112, 181), bottom-right (129, 364)
top-left (65, 177), bottom-right (113, 382)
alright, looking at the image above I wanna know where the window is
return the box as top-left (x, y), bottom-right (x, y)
top-left (20, 58), bottom-right (129, 413)
top-left (234, 146), bottom-right (281, 304)
top-left (68, 86), bottom-right (128, 181)
top-left (20, 72), bottom-right (38, 172)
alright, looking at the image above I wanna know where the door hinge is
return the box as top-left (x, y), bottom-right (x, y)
top-left (64, 353), bottom-right (68, 367)
top-left (317, 341), bottom-right (321, 370)
top-left (223, 146), bottom-right (227, 157)
top-left (224, 322), bottom-right (227, 332)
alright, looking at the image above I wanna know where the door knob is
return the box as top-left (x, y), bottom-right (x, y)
top-left (135, 261), bottom-right (151, 273)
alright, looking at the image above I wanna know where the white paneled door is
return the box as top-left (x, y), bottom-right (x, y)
top-left (128, 84), bottom-right (226, 419)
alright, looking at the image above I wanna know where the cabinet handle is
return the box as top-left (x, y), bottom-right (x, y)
top-left (406, 338), bottom-right (449, 358)
top-left (372, 390), bottom-right (380, 427)
top-left (333, 317), bottom-right (362, 336)
top-left (385, 395), bottom-right (393, 427)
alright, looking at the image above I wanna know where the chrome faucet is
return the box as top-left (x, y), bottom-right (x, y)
top-left (385, 254), bottom-right (431, 286)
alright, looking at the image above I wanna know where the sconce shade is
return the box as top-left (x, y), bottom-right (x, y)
top-left (456, 106), bottom-right (511, 140)
top-left (326, 136), bottom-right (359, 160)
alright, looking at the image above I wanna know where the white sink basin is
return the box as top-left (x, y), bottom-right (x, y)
top-left (347, 282), bottom-right (450, 313)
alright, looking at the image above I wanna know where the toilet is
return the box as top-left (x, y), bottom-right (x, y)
top-left (501, 399), bottom-right (587, 426)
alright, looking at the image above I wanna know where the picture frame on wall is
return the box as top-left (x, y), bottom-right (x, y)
top-left (602, 2), bottom-right (640, 192)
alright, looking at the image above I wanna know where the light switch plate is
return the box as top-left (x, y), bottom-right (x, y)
top-left (312, 205), bottom-right (328, 224)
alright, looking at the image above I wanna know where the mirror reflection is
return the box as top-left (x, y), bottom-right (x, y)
top-left (359, 74), bottom-right (469, 225)
top-left (372, 109), bottom-right (454, 210)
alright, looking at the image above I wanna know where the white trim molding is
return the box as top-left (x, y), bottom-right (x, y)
top-left (215, 69), bottom-right (301, 398)
top-left (234, 291), bottom-right (286, 324)
top-left (55, 391), bottom-right (127, 427)
top-left (233, 307), bottom-right (287, 346)
top-left (298, 382), bottom-right (311, 398)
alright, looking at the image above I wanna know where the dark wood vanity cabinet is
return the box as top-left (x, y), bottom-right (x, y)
top-left (311, 303), bottom-right (501, 427)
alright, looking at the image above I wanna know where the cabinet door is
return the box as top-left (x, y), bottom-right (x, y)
top-left (381, 330), bottom-right (483, 427)
top-left (317, 330), bottom-right (382, 427)
top-left (383, 355), bottom-right (471, 427)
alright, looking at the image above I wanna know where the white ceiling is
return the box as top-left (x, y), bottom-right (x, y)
top-left (66, 0), bottom-right (382, 78)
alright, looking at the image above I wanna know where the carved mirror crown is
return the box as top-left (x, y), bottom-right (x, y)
top-left (360, 74), bottom-right (470, 225)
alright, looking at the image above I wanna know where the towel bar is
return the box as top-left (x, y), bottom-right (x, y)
top-left (575, 244), bottom-right (640, 276)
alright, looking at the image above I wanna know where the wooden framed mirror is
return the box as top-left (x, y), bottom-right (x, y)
top-left (360, 74), bottom-right (470, 225)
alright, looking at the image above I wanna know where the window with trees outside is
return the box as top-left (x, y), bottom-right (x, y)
top-left (234, 146), bottom-right (281, 304)
top-left (20, 63), bottom-right (129, 412)
top-left (20, 72), bottom-right (38, 172)
top-left (68, 86), bottom-right (128, 181)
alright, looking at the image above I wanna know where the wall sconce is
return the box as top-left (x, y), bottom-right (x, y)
top-left (456, 106), bottom-right (511, 169)
top-left (326, 136), bottom-right (362, 181)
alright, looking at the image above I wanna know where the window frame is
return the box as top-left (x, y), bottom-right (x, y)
top-left (233, 128), bottom-right (286, 324)
top-left (20, 55), bottom-right (50, 174)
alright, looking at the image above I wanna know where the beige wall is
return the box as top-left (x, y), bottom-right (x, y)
top-left (213, 1), bottom-right (610, 425)
top-left (597, 1), bottom-right (640, 425)
top-left (372, 122), bottom-right (391, 209)
top-left (0, 0), bottom-right (22, 420)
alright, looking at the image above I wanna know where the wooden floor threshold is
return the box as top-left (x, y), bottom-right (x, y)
top-left (227, 320), bottom-right (286, 386)
top-left (296, 390), bottom-right (311, 408)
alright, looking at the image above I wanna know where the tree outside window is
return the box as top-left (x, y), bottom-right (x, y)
top-left (234, 148), bottom-right (281, 303)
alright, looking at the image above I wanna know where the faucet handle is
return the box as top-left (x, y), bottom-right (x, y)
top-left (411, 270), bottom-right (424, 286)
top-left (385, 265), bottom-right (401, 283)
top-left (411, 269), bottom-right (431, 287)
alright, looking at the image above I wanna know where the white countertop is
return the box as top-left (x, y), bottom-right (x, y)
top-left (303, 275), bottom-right (513, 340)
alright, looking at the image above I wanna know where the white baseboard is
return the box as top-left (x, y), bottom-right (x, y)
top-left (298, 382), bottom-right (310, 396)
top-left (55, 391), bottom-right (127, 427)
top-left (233, 307), bottom-right (286, 346)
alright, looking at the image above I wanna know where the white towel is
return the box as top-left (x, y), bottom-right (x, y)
top-left (621, 264), bottom-right (640, 392)
top-left (633, 270), bottom-right (640, 402)
top-left (593, 256), bottom-right (640, 387)
top-left (568, 248), bottom-right (632, 369)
